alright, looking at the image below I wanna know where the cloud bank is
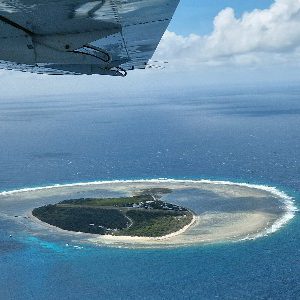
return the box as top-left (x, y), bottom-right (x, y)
top-left (155, 0), bottom-right (300, 67)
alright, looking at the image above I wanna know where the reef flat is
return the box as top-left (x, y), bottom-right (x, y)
top-left (0, 179), bottom-right (296, 249)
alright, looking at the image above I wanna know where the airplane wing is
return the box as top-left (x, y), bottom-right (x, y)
top-left (0, 0), bottom-right (180, 76)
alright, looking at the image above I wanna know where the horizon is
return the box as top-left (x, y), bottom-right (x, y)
top-left (1, 0), bottom-right (300, 98)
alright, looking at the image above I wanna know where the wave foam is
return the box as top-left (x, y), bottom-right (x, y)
top-left (0, 178), bottom-right (297, 241)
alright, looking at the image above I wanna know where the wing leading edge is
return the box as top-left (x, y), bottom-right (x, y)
top-left (0, 0), bottom-right (180, 76)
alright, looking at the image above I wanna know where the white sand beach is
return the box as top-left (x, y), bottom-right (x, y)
top-left (0, 179), bottom-right (296, 249)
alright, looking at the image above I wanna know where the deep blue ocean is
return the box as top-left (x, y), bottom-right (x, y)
top-left (0, 84), bottom-right (299, 299)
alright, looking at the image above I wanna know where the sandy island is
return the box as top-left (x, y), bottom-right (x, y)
top-left (0, 179), bottom-right (296, 249)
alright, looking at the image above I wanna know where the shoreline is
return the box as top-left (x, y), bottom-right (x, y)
top-left (27, 209), bottom-right (198, 242)
top-left (1, 179), bottom-right (297, 249)
top-left (27, 210), bottom-right (291, 250)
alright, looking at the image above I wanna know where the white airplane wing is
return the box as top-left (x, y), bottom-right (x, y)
top-left (0, 0), bottom-right (180, 76)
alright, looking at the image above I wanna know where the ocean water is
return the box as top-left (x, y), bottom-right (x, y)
top-left (0, 84), bottom-right (299, 299)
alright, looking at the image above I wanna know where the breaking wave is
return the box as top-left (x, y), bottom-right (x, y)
top-left (0, 178), bottom-right (297, 241)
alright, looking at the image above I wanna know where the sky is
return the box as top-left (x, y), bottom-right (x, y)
top-left (170, 0), bottom-right (274, 35)
top-left (156, 0), bottom-right (300, 75)
top-left (1, 0), bottom-right (300, 97)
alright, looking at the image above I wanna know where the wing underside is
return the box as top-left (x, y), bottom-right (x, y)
top-left (0, 0), bottom-right (180, 75)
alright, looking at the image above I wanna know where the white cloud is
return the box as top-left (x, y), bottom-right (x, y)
top-left (2, 0), bottom-right (300, 93)
top-left (155, 0), bottom-right (300, 67)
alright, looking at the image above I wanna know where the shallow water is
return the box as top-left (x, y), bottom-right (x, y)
top-left (0, 85), bottom-right (300, 299)
top-left (0, 179), bottom-right (294, 248)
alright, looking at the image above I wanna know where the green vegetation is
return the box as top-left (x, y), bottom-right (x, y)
top-left (59, 194), bottom-right (153, 207)
top-left (121, 210), bottom-right (192, 237)
top-left (32, 192), bottom-right (193, 237)
top-left (135, 188), bottom-right (172, 196)
top-left (33, 205), bottom-right (128, 234)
